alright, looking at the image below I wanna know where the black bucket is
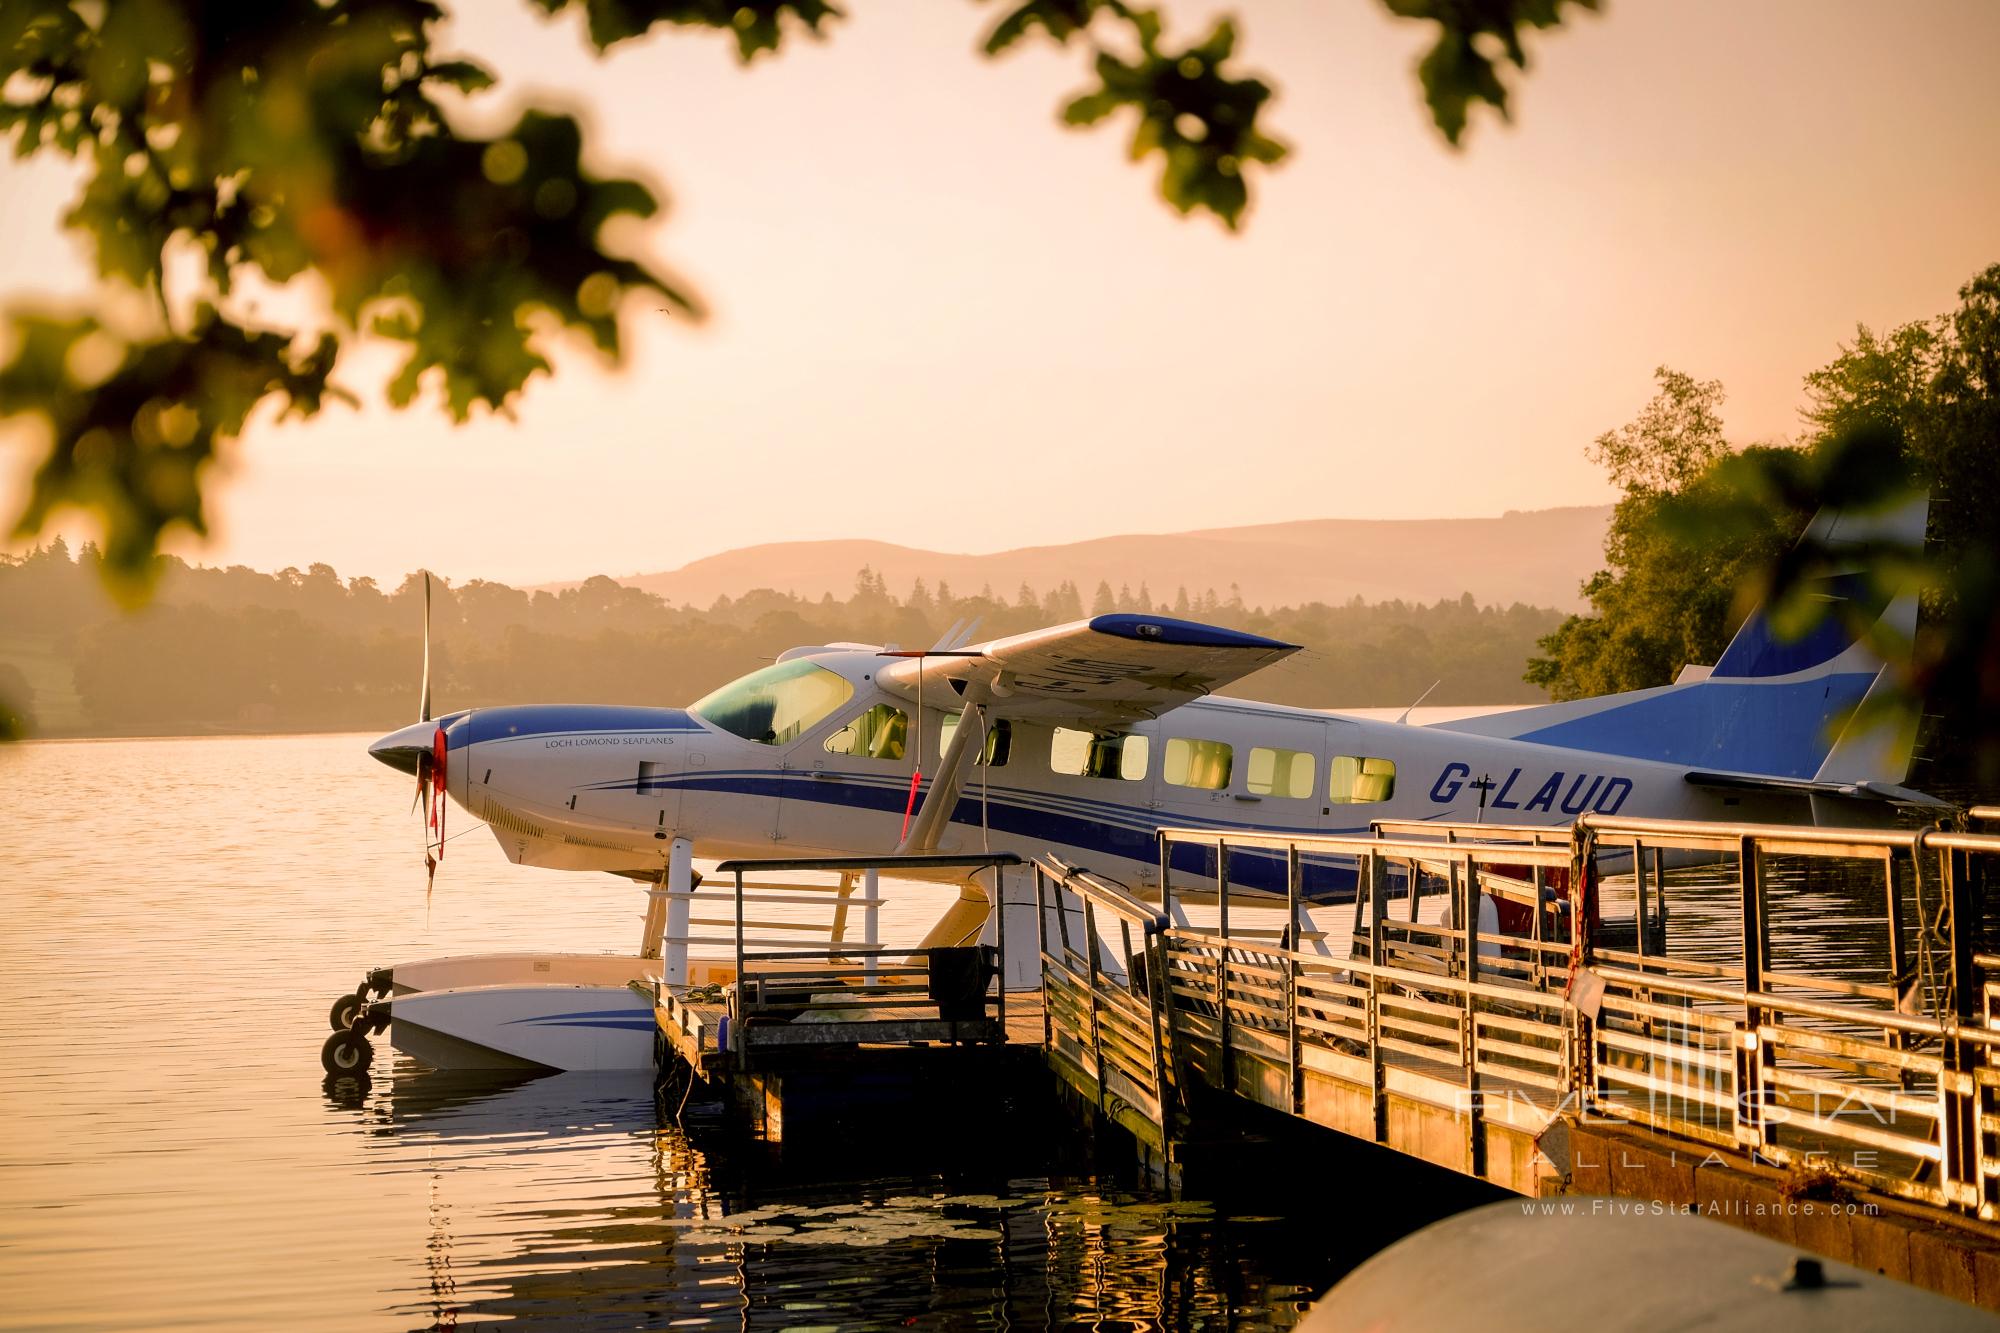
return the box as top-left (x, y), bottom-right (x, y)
top-left (926, 946), bottom-right (994, 1023)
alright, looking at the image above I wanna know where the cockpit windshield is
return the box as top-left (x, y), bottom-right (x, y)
top-left (689, 659), bottom-right (854, 745)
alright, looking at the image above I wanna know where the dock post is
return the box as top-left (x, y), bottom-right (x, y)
top-left (1653, 845), bottom-right (1667, 940)
top-left (1085, 895), bottom-right (1106, 1117)
top-left (641, 865), bottom-right (669, 961)
top-left (1530, 863), bottom-right (1547, 991)
top-left (1151, 843), bottom-right (1183, 1120)
top-left (1942, 841), bottom-right (1980, 1209)
top-left (733, 863), bottom-right (747, 1002)
top-left (863, 867), bottom-right (880, 986)
top-left (992, 862), bottom-right (1007, 1044)
top-left (1367, 851), bottom-right (1389, 1144)
top-left (1034, 864), bottom-right (1054, 1049)
top-left (1568, 826), bottom-right (1594, 1111)
top-left (1735, 836), bottom-right (1771, 1153)
top-left (1216, 838), bottom-right (1232, 1086)
top-left (1885, 853), bottom-right (1908, 1061)
top-left (1634, 842), bottom-right (1650, 961)
top-left (1144, 909), bottom-right (1174, 1134)
top-left (1461, 851), bottom-right (1484, 1177)
top-left (661, 837), bottom-right (695, 986)
top-left (1286, 842), bottom-right (1302, 1116)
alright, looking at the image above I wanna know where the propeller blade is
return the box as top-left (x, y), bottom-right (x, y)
top-left (429, 725), bottom-right (448, 847)
top-left (418, 571), bottom-right (433, 724)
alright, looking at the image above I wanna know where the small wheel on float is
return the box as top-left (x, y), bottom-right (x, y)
top-left (320, 1029), bottom-right (374, 1077)
top-left (329, 993), bottom-right (364, 1032)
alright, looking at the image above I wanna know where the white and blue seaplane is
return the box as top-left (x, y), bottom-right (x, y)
top-left (331, 498), bottom-right (1936, 1075)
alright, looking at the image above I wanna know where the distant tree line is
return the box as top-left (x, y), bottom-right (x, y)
top-left (0, 544), bottom-right (1561, 737)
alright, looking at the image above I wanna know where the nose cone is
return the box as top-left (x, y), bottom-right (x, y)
top-left (368, 720), bottom-right (438, 775)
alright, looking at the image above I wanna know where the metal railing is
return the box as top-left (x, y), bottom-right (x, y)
top-left (1030, 814), bottom-right (2000, 1219)
top-left (1031, 858), bottom-right (1176, 1142)
top-left (654, 859), bottom-right (889, 974)
top-left (1573, 815), bottom-right (2000, 1214)
top-left (1154, 826), bottom-right (1581, 1174)
top-left (708, 853), bottom-right (1022, 1053)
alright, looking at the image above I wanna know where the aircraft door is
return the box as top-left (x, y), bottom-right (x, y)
top-left (790, 697), bottom-right (916, 851)
top-left (633, 740), bottom-right (684, 844)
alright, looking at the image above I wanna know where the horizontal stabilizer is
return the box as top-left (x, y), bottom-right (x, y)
top-left (1682, 769), bottom-right (1949, 808)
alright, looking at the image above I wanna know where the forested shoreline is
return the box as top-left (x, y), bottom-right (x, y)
top-left (0, 545), bottom-right (1562, 739)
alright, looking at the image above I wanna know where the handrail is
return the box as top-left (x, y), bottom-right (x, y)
top-left (1579, 812), bottom-right (1928, 850)
top-left (1370, 819), bottom-right (1570, 842)
top-left (1033, 856), bottom-right (1168, 932)
top-left (1921, 829), bottom-right (2000, 853)
top-left (712, 852), bottom-right (1021, 874)
top-left (1156, 825), bottom-right (1575, 867)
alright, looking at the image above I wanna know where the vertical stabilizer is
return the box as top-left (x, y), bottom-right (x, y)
top-left (1430, 494), bottom-right (1927, 782)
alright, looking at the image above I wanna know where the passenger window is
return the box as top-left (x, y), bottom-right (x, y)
top-left (1163, 737), bottom-right (1232, 790)
top-left (1051, 727), bottom-right (1149, 781)
top-left (1329, 755), bottom-right (1397, 803)
top-left (824, 704), bottom-right (909, 761)
top-left (938, 713), bottom-right (1011, 767)
top-left (1247, 747), bottom-right (1315, 799)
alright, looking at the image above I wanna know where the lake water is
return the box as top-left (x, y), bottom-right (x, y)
top-left (0, 733), bottom-right (1484, 1331)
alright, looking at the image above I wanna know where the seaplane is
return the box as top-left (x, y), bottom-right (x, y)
top-left (330, 496), bottom-right (1938, 1076)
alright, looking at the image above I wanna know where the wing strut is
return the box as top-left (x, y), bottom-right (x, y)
top-left (897, 678), bottom-right (994, 854)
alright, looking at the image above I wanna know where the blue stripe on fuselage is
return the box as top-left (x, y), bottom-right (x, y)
top-left (655, 770), bottom-right (1378, 900)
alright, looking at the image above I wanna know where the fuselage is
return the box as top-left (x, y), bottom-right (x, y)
top-left (376, 648), bottom-right (1799, 899)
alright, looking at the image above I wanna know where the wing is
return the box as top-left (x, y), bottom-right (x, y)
top-left (876, 614), bottom-right (1299, 727)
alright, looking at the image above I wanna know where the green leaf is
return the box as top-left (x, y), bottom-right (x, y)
top-left (526, 0), bottom-right (844, 59)
top-left (0, 307), bottom-right (352, 598)
top-left (426, 58), bottom-right (497, 93)
top-left (1382, 0), bottom-right (1599, 145)
top-left (1047, 10), bottom-right (1287, 228)
top-left (980, 0), bottom-right (1112, 55)
top-left (1060, 89), bottom-right (1121, 126)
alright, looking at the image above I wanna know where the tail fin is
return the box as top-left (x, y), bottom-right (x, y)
top-left (1435, 494), bottom-right (1926, 781)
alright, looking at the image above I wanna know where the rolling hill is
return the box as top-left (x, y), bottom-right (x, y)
top-left (598, 506), bottom-right (1610, 612)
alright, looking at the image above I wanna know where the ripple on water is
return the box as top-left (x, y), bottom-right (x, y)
top-left (0, 736), bottom-right (1351, 1331)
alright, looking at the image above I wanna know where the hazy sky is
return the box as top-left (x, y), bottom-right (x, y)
top-left (1, 0), bottom-right (1996, 588)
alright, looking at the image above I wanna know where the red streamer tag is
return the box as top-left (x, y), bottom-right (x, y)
top-left (899, 768), bottom-right (923, 842)
top-left (429, 725), bottom-right (448, 857)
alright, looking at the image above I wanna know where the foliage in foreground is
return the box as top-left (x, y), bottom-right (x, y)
top-left (0, 0), bottom-right (1598, 599)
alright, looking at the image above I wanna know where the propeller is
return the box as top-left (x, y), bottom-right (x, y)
top-left (419, 570), bottom-right (433, 726)
top-left (411, 572), bottom-right (446, 893)
top-left (409, 572), bottom-right (432, 813)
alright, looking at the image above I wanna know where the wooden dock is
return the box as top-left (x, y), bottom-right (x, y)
top-left (651, 853), bottom-right (1051, 1147)
top-left (1038, 816), bottom-right (2000, 1309)
top-left (651, 820), bottom-right (2000, 1308)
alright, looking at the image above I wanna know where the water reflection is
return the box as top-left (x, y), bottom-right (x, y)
top-left (2, 736), bottom-right (1353, 1331)
top-left (6, 734), bottom-right (1944, 1330)
top-left (318, 1062), bottom-right (1326, 1330)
